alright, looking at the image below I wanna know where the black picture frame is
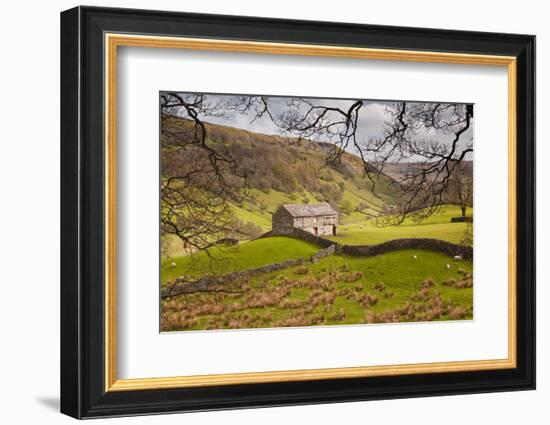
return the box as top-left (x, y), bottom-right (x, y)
top-left (61, 5), bottom-right (536, 419)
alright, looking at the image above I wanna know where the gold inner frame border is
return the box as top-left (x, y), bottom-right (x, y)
top-left (104, 33), bottom-right (517, 392)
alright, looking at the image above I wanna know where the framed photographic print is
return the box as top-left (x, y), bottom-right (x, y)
top-left (60, 6), bottom-right (536, 419)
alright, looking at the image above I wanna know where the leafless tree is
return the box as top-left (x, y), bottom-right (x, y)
top-left (160, 92), bottom-right (294, 253)
top-left (448, 162), bottom-right (473, 217)
top-left (160, 93), bottom-right (247, 254)
top-left (160, 93), bottom-right (474, 252)
top-left (271, 98), bottom-right (474, 224)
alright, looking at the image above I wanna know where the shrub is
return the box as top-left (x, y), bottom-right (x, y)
top-left (293, 266), bottom-right (309, 275)
top-left (329, 308), bottom-right (346, 322)
top-left (456, 278), bottom-right (473, 288)
top-left (360, 293), bottom-right (379, 308)
top-left (338, 271), bottom-right (363, 282)
top-left (460, 222), bottom-right (474, 247)
top-left (421, 278), bottom-right (435, 289)
top-left (339, 199), bottom-right (354, 215)
top-left (338, 263), bottom-right (350, 272)
top-left (374, 282), bottom-right (386, 292)
top-left (449, 306), bottom-right (468, 320)
top-left (442, 278), bottom-right (457, 287)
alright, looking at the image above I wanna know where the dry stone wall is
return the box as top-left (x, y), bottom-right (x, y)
top-left (341, 238), bottom-right (473, 260)
top-left (265, 228), bottom-right (472, 260)
top-left (164, 230), bottom-right (473, 298)
top-left (162, 243), bottom-right (339, 298)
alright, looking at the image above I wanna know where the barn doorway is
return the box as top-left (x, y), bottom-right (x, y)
top-left (313, 227), bottom-right (318, 235)
top-left (332, 225), bottom-right (337, 236)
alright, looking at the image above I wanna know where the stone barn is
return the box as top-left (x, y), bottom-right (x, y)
top-left (272, 203), bottom-right (338, 236)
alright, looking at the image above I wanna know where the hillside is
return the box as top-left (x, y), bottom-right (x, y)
top-left (329, 204), bottom-right (473, 245)
top-left (162, 115), bottom-right (398, 233)
top-left (162, 236), bottom-right (319, 284)
top-left (377, 160), bottom-right (473, 182)
top-left (160, 115), bottom-right (474, 332)
top-left (161, 247), bottom-right (473, 331)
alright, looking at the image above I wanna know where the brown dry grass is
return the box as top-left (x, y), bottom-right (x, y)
top-left (161, 265), bottom-right (472, 331)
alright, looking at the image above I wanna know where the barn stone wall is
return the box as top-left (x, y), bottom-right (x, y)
top-left (293, 215), bottom-right (337, 236)
top-left (265, 227), bottom-right (335, 248)
top-left (272, 206), bottom-right (337, 236)
top-left (271, 207), bottom-right (295, 234)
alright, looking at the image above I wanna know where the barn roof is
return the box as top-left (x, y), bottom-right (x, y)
top-left (279, 202), bottom-right (338, 217)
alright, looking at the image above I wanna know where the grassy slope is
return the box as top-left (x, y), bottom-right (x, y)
top-left (161, 236), bottom-right (319, 284)
top-left (161, 207), bottom-right (474, 331)
top-left (162, 248), bottom-right (473, 331)
top-left (160, 118), bottom-right (475, 331)
top-left (163, 117), bottom-right (394, 227)
top-left (164, 204), bottom-right (473, 283)
top-left (162, 116), bottom-right (472, 246)
top-left (329, 204), bottom-right (473, 245)
top-left (232, 178), bottom-right (386, 232)
top-left (285, 249), bottom-right (472, 323)
top-left (232, 189), bottom-right (320, 230)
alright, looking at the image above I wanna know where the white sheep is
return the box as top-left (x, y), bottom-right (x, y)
top-left (170, 262), bottom-right (177, 268)
top-left (454, 255), bottom-right (463, 260)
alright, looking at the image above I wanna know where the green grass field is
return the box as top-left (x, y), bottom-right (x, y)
top-left (160, 116), bottom-right (474, 332)
top-left (161, 248), bottom-right (473, 331)
top-left (161, 236), bottom-right (319, 284)
top-left (160, 205), bottom-right (473, 332)
top-left (331, 222), bottom-right (469, 245)
top-left (231, 199), bottom-right (472, 246)
top-left (329, 204), bottom-right (472, 245)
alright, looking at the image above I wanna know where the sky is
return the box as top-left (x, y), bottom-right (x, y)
top-left (163, 92), bottom-right (474, 161)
